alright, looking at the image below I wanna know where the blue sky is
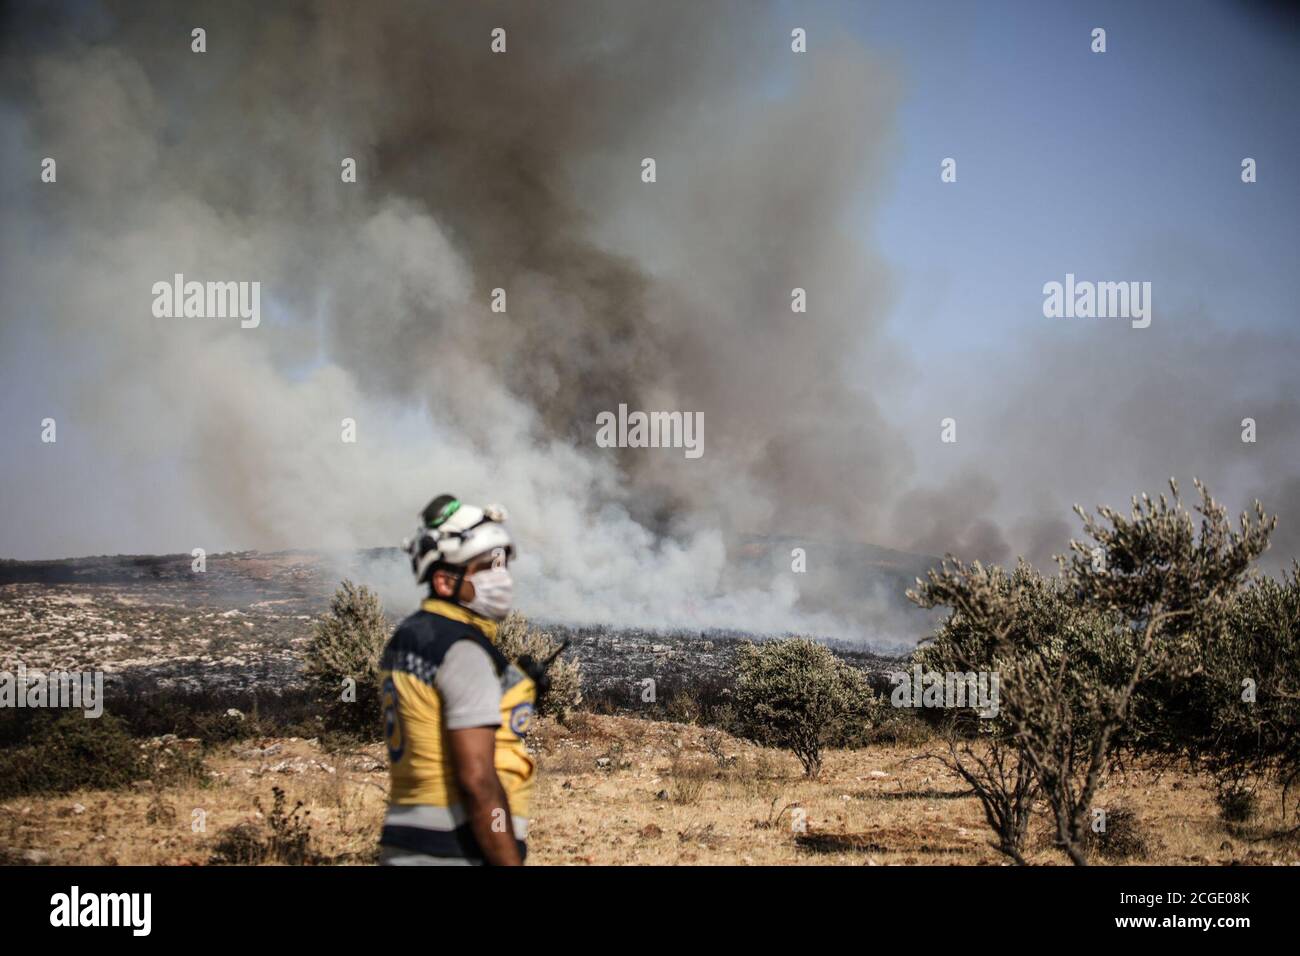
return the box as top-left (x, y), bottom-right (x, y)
top-left (847, 0), bottom-right (1299, 355)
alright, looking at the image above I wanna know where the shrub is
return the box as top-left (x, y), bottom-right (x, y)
top-left (866, 706), bottom-right (934, 747)
top-left (1215, 781), bottom-right (1259, 823)
top-left (733, 638), bottom-right (876, 778)
top-left (910, 479), bottom-right (1274, 865)
top-left (0, 712), bottom-right (141, 796)
top-left (209, 786), bottom-right (317, 865)
top-left (665, 690), bottom-right (701, 725)
top-left (0, 711), bottom-right (205, 798)
top-left (668, 754), bottom-right (710, 805)
top-left (1137, 569), bottom-right (1300, 814)
top-left (108, 679), bottom-right (322, 743)
top-left (304, 580), bottom-right (389, 740)
top-left (910, 563), bottom-right (1117, 864)
top-left (702, 730), bottom-right (738, 770)
top-left (595, 672), bottom-right (739, 730)
top-left (1084, 804), bottom-right (1150, 860)
top-left (496, 612), bottom-right (583, 722)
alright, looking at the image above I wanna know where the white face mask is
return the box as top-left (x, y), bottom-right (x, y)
top-left (465, 566), bottom-right (513, 620)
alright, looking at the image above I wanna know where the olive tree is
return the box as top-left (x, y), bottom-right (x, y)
top-left (912, 480), bottom-right (1273, 864)
top-left (497, 611), bottom-right (583, 723)
top-left (1138, 566), bottom-right (1300, 818)
top-left (305, 580), bottom-right (390, 738)
top-left (734, 638), bottom-right (876, 779)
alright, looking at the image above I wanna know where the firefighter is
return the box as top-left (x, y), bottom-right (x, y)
top-left (378, 495), bottom-right (535, 865)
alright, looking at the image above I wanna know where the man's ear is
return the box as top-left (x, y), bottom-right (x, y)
top-left (431, 570), bottom-right (454, 598)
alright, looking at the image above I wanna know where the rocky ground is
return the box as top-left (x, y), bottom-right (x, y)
top-left (5, 551), bottom-right (1293, 867)
top-left (0, 583), bottom-right (313, 692)
top-left (0, 551), bottom-right (903, 699)
top-left (4, 713), bottom-right (1296, 867)
top-left (0, 552), bottom-right (328, 693)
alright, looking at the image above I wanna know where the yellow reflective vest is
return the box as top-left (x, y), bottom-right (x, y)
top-left (379, 599), bottom-right (536, 861)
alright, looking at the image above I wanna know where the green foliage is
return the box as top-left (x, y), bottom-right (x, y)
top-left (497, 611), bottom-right (583, 723)
top-left (909, 480), bottom-right (1276, 864)
top-left (734, 638), bottom-right (877, 778)
top-left (107, 680), bottom-right (322, 744)
top-left (0, 711), bottom-right (205, 798)
top-left (1065, 480), bottom-right (1273, 637)
top-left (1136, 568), bottom-right (1300, 808)
top-left (1204, 572), bottom-right (1300, 797)
top-left (0, 712), bottom-right (141, 797)
top-left (914, 561), bottom-right (1127, 739)
top-left (305, 580), bottom-right (389, 740)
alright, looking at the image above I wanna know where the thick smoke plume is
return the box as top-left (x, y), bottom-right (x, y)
top-left (2, 1), bottom-right (1297, 645)
top-left (0, 1), bottom-right (920, 640)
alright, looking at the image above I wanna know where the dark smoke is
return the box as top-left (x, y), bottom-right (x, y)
top-left (3, 1), bottom-right (1298, 644)
top-left (0, 0), bottom-right (922, 639)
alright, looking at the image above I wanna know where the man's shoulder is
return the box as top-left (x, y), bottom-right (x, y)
top-left (438, 638), bottom-right (499, 680)
top-left (393, 607), bottom-right (469, 642)
top-left (386, 608), bottom-right (503, 670)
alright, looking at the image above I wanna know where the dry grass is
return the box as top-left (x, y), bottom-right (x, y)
top-left (3, 714), bottom-right (1299, 866)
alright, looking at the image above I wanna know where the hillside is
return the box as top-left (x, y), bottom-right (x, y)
top-left (0, 549), bottom-right (913, 696)
top-left (4, 713), bottom-right (1293, 866)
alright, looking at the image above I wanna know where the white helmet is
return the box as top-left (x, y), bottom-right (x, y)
top-left (404, 494), bottom-right (514, 587)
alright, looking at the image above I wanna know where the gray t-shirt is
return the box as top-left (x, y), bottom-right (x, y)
top-left (436, 639), bottom-right (502, 730)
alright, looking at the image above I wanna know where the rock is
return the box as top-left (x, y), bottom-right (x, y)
top-left (869, 770), bottom-right (888, 778)
top-left (237, 743), bottom-right (282, 759)
top-left (225, 708), bottom-right (245, 720)
top-left (595, 757), bottom-right (611, 770)
top-left (639, 824), bottom-right (663, 839)
top-left (22, 849), bottom-right (49, 864)
top-left (655, 789), bottom-right (669, 801)
top-left (266, 758), bottom-right (312, 774)
top-left (71, 803), bottom-right (86, 815)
